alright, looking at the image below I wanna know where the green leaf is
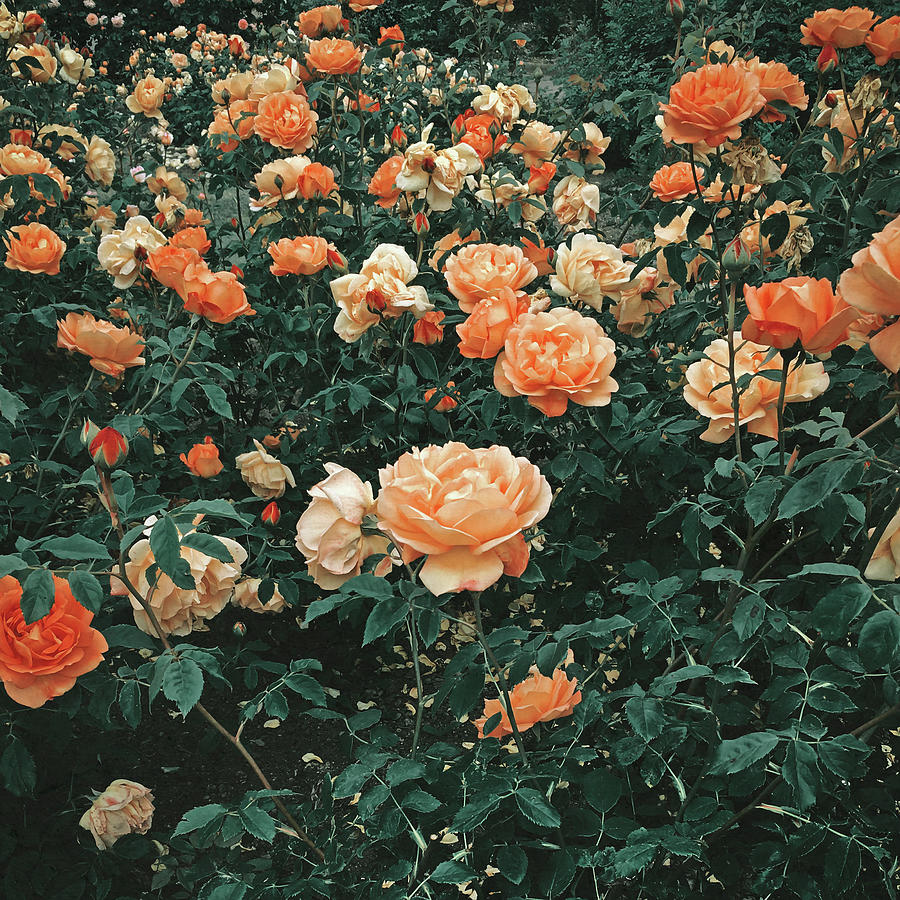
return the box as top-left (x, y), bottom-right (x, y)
top-left (162, 656), bottom-right (204, 716)
top-left (858, 610), bottom-right (900, 670)
top-left (172, 804), bottom-right (227, 836)
top-left (0, 555), bottom-right (27, 578)
top-left (733, 593), bottom-right (766, 640)
top-left (118, 680), bottom-right (142, 728)
top-left (240, 803), bottom-right (277, 842)
top-left (175, 500), bottom-right (253, 526)
top-left (711, 732), bottom-right (779, 774)
top-left (581, 769), bottom-right (622, 813)
top-left (781, 741), bottom-right (819, 810)
top-left (362, 594), bottom-right (408, 646)
top-left (21, 568), bottom-right (55, 624)
top-left (68, 571), bottom-right (103, 613)
top-left (179, 532), bottom-right (236, 562)
top-left (743, 477), bottom-right (780, 526)
top-left (284, 672), bottom-right (326, 707)
top-left (1, 738), bottom-right (36, 796)
top-left (626, 697), bottom-right (665, 741)
top-left (402, 789), bottom-right (442, 812)
top-left (496, 845), bottom-right (527, 884)
top-left (613, 843), bottom-right (657, 878)
top-left (817, 734), bottom-right (871, 778)
top-left (452, 796), bottom-right (501, 832)
top-left (0, 384), bottom-right (27, 424)
top-left (200, 382), bottom-right (233, 419)
top-left (515, 788), bottom-right (560, 828)
top-left (149, 517), bottom-right (194, 589)
top-left (777, 459), bottom-right (858, 520)
top-left (811, 583), bottom-right (872, 640)
top-left (386, 759), bottom-right (425, 787)
top-left (103, 624), bottom-right (159, 650)
top-left (42, 535), bottom-right (110, 560)
top-left (430, 860), bottom-right (478, 884)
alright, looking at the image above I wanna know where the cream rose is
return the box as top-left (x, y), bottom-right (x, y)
top-left (551, 233), bottom-right (636, 310)
top-left (235, 439), bottom-right (297, 500)
top-left (97, 216), bottom-right (166, 289)
top-left (85, 136), bottom-right (116, 186)
top-left (79, 780), bottom-right (154, 850)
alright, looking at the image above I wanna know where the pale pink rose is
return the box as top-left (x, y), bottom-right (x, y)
top-left (235, 439), bottom-right (296, 500)
top-left (79, 780), bottom-right (154, 850)
top-left (376, 443), bottom-right (551, 595)
top-left (295, 463), bottom-right (395, 589)
top-left (863, 510), bottom-right (900, 582)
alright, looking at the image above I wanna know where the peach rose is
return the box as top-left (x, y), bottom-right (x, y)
top-left (0, 143), bottom-right (50, 176)
top-left (550, 233), bottom-right (636, 310)
top-left (494, 307), bottom-right (619, 417)
top-left (248, 65), bottom-right (300, 100)
top-left (306, 37), bottom-right (363, 75)
top-left (838, 215), bottom-right (900, 371)
top-left (865, 16), bottom-right (900, 64)
top-left (444, 243), bottom-right (537, 313)
top-left (79, 780), bottom-right (154, 850)
top-left (683, 339), bottom-right (829, 443)
top-left (9, 44), bottom-right (57, 82)
top-left (744, 59), bottom-right (808, 123)
top-left (170, 226), bottom-right (211, 256)
top-left (147, 166), bottom-right (187, 201)
top-left (58, 46), bottom-right (94, 84)
top-left (376, 442), bottom-right (551, 595)
top-left (552, 174), bottom-right (601, 231)
top-left (472, 82), bottom-right (535, 127)
top-left (297, 161), bottom-right (337, 199)
top-left (253, 155), bottom-right (311, 206)
top-left (349, 0), bottom-right (384, 9)
top-left (180, 436), bottom-right (223, 477)
top-left (181, 267), bottom-right (256, 325)
top-left (97, 216), bottom-right (167, 289)
top-left (57, 312), bottom-right (145, 377)
top-left (475, 651), bottom-right (581, 739)
top-left (268, 236), bottom-right (330, 276)
top-left (368, 155), bottom-right (404, 208)
top-left (563, 122), bottom-right (610, 168)
top-left (650, 161), bottom-right (704, 201)
top-left (235, 439), bottom-right (296, 500)
top-left (126, 75), bottom-right (166, 118)
top-left (457, 288), bottom-right (530, 359)
top-left (330, 244), bottom-right (432, 342)
top-left (660, 63), bottom-right (766, 147)
top-left (509, 120), bottom-right (561, 167)
top-left (84, 135), bottom-right (116, 186)
top-left (429, 228), bottom-right (481, 271)
top-left (113, 531), bottom-right (247, 635)
top-left (297, 5), bottom-right (343, 38)
top-left (146, 245), bottom-right (201, 294)
top-left (610, 270), bottom-right (672, 337)
top-left (741, 277), bottom-right (859, 354)
top-left (863, 510), bottom-right (900, 581)
top-left (232, 579), bottom-right (287, 613)
top-left (5, 222), bottom-right (65, 275)
top-left (253, 90), bottom-right (319, 153)
top-left (295, 463), bottom-right (394, 589)
top-left (0, 575), bottom-right (107, 708)
top-left (460, 113), bottom-right (508, 160)
top-left (801, 7), bottom-right (878, 48)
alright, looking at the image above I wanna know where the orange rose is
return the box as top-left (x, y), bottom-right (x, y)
top-left (744, 59), bottom-right (808, 123)
top-left (460, 113), bottom-right (508, 160)
top-left (306, 38), bottom-right (363, 75)
top-left (378, 25), bottom-right (405, 47)
top-left (146, 245), bottom-right (202, 294)
top-left (57, 312), bottom-right (145, 377)
top-left (268, 236), bottom-right (330, 275)
top-left (368, 155), bottom-right (404, 208)
top-left (297, 161), bottom-right (337, 199)
top-left (475, 652), bottom-right (581, 739)
top-left (253, 90), bottom-right (319, 153)
top-left (5, 222), bottom-right (65, 275)
top-left (801, 7), bottom-right (878, 48)
top-left (425, 383), bottom-right (458, 412)
top-left (456, 288), bottom-right (529, 359)
top-left (683, 339), bottom-right (829, 443)
top-left (741, 277), bottom-right (859, 354)
top-left (170, 226), bottom-right (211, 256)
top-left (0, 143), bottom-right (51, 176)
top-left (650, 161), bottom-right (704, 201)
top-left (413, 309), bottom-right (445, 345)
top-left (527, 161), bottom-right (557, 195)
top-left (838, 215), bottom-right (900, 371)
top-left (445, 243), bottom-right (537, 313)
top-left (297, 5), bottom-right (344, 38)
top-left (181, 268), bottom-right (256, 325)
top-left (519, 235), bottom-right (554, 276)
top-left (376, 442), bottom-right (551, 595)
top-left (0, 575), bottom-right (107, 709)
top-left (865, 16), bottom-right (900, 64)
top-left (429, 228), bottom-right (482, 271)
top-left (660, 63), bottom-right (766, 147)
top-left (494, 307), bottom-right (619, 417)
top-left (126, 75), bottom-right (166, 118)
top-left (180, 436), bottom-right (224, 477)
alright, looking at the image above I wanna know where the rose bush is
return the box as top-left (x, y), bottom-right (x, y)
top-left (0, 1), bottom-right (898, 899)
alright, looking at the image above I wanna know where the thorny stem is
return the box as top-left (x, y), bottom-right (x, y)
top-left (407, 598), bottom-right (425, 758)
top-left (134, 317), bottom-right (203, 417)
top-left (471, 592), bottom-right (530, 766)
top-left (776, 351), bottom-right (793, 469)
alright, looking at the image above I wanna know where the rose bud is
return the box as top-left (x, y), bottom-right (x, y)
top-left (24, 12), bottom-right (44, 31)
top-left (261, 501), bottom-right (280, 526)
top-left (179, 436), bottom-right (224, 478)
top-left (666, 0), bottom-right (684, 23)
top-left (89, 427), bottom-right (129, 470)
top-left (233, 621), bottom-right (247, 637)
top-left (424, 383), bottom-right (458, 412)
top-left (390, 124), bottom-right (407, 149)
top-left (80, 419), bottom-right (100, 448)
top-left (413, 212), bottom-right (430, 235)
top-left (722, 235), bottom-right (753, 275)
top-left (824, 91), bottom-right (838, 108)
top-left (817, 44), bottom-right (838, 73)
top-left (326, 248), bottom-right (348, 274)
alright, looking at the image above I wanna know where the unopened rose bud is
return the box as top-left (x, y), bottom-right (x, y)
top-left (327, 248), bottom-right (348, 274)
top-left (233, 621), bottom-right (247, 637)
top-left (817, 44), bottom-right (838, 73)
top-left (824, 90), bottom-right (838, 108)
top-left (424, 383), bottom-right (458, 413)
top-left (390, 124), bottom-right (407, 148)
top-left (451, 114), bottom-right (465, 142)
top-left (666, 0), bottom-right (685, 23)
top-left (24, 12), bottom-right (44, 32)
top-left (89, 427), bottom-right (129, 471)
top-left (80, 419), bottom-right (100, 447)
top-left (230, 264), bottom-right (244, 279)
top-left (261, 501), bottom-right (280, 526)
top-left (721, 235), bottom-right (752, 275)
top-left (413, 212), bottom-right (430, 235)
